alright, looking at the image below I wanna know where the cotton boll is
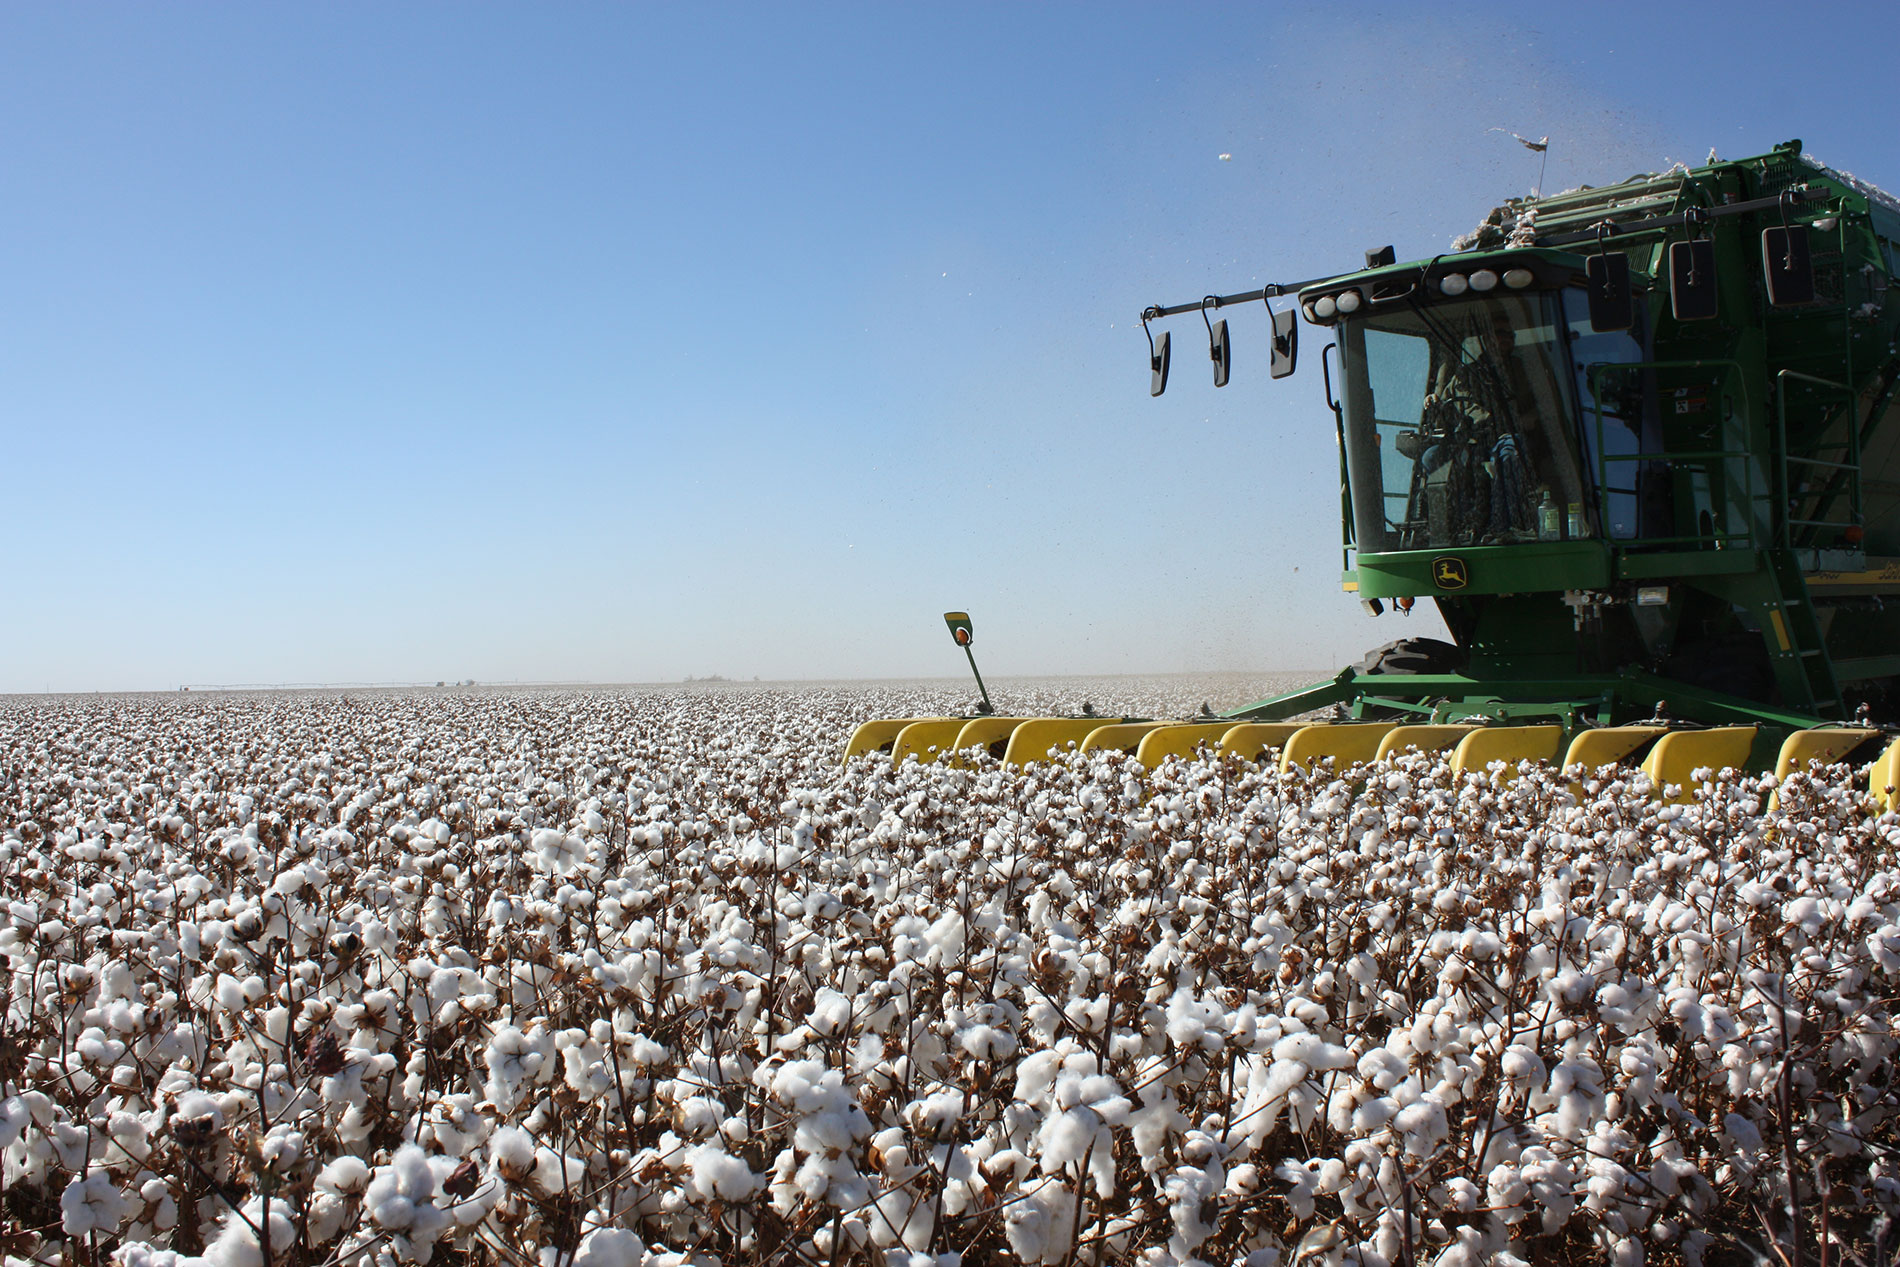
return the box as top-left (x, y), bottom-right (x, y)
top-left (665, 1087), bottom-right (720, 1137)
top-left (1429, 1226), bottom-right (1488, 1267)
top-left (684, 1142), bottom-right (762, 1201)
top-left (1273, 1032), bottom-right (1351, 1070)
top-left (0, 1095), bottom-right (33, 1150)
top-left (1487, 1162), bottom-right (1529, 1218)
top-left (1499, 1045), bottom-right (1545, 1101)
top-left (1276, 1159), bottom-right (1323, 1220)
top-left (484, 1025), bottom-right (553, 1112)
top-left (1002, 1176), bottom-right (1077, 1264)
top-left (201, 1195), bottom-right (297, 1267)
top-left (904, 1089), bottom-right (965, 1140)
top-left (365, 1144), bottom-right (448, 1238)
top-left (424, 1093), bottom-right (491, 1156)
top-left (923, 909), bottom-right (966, 964)
top-left (61, 1169), bottom-right (134, 1237)
top-left (1264, 1057), bottom-right (1309, 1100)
top-left (1357, 1047), bottom-right (1407, 1091)
top-left (1035, 1104), bottom-right (1117, 1196)
top-left (532, 1146), bottom-right (587, 1197)
top-left (1164, 1155), bottom-right (1224, 1261)
top-left (867, 1184), bottom-right (936, 1251)
top-left (1547, 968), bottom-right (1594, 1006)
top-left (215, 974), bottom-right (247, 1013)
top-left (488, 1125), bottom-right (538, 1187)
top-left (529, 828), bottom-right (587, 875)
top-left (1442, 1176), bottom-right (1479, 1211)
top-left (806, 988), bottom-right (853, 1037)
top-left (960, 1023), bottom-right (1018, 1060)
top-left (1013, 1049), bottom-right (1063, 1106)
top-left (1723, 1112), bottom-right (1766, 1169)
top-left (1352, 1095), bottom-right (1400, 1134)
top-left (571, 1227), bottom-right (647, 1267)
top-left (1607, 1234), bottom-right (1645, 1267)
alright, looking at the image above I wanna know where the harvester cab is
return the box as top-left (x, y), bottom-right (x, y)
top-left (847, 141), bottom-right (1900, 791)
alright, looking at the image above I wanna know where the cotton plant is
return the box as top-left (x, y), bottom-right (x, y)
top-left (1, 686), bottom-right (1897, 1266)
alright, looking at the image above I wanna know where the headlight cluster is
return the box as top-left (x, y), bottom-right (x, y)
top-left (1304, 262), bottom-right (1539, 322)
top-left (1437, 266), bottom-right (1535, 296)
top-left (1304, 289), bottom-right (1364, 321)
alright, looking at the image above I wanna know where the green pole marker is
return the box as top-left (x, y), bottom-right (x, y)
top-left (943, 612), bottom-right (995, 715)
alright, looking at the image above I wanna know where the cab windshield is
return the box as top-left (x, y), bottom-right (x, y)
top-left (1338, 292), bottom-right (1593, 553)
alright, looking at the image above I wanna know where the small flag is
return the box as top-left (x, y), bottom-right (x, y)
top-left (1501, 130), bottom-right (1548, 152)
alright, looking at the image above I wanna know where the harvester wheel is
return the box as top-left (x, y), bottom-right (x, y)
top-left (1357, 637), bottom-right (1466, 677)
top-left (1351, 638), bottom-right (1466, 721)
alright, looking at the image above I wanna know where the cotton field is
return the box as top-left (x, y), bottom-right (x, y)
top-left (3, 683), bottom-right (1898, 1267)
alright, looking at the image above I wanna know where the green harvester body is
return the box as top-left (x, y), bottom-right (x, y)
top-left (1226, 141), bottom-right (1900, 766)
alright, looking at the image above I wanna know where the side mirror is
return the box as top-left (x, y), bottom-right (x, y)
top-left (1586, 253), bottom-right (1634, 331)
top-left (1763, 224), bottom-right (1815, 306)
top-left (1269, 304), bottom-right (1299, 378)
top-left (1669, 239), bottom-right (1717, 321)
top-left (1150, 329), bottom-right (1171, 397)
top-left (1209, 318), bottom-right (1231, 387)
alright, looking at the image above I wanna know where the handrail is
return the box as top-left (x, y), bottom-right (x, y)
top-left (1586, 358), bottom-right (1756, 550)
top-left (1774, 367), bottom-right (1860, 548)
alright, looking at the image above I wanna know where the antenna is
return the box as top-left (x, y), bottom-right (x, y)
top-left (1492, 128), bottom-right (1550, 196)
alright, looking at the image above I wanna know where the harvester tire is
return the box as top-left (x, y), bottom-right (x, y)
top-left (1357, 638), bottom-right (1467, 677)
top-left (1351, 638), bottom-right (1467, 720)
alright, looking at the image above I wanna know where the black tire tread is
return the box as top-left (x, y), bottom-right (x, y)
top-left (1357, 637), bottom-right (1467, 676)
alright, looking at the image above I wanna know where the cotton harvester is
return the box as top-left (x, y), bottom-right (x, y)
top-left (846, 141), bottom-right (1900, 796)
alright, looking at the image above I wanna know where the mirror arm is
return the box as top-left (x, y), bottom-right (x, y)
top-left (1142, 273), bottom-right (1346, 321)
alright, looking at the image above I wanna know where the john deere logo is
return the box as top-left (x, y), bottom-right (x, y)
top-left (1432, 557), bottom-right (1469, 590)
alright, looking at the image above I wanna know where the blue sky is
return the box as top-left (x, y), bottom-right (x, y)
top-left (4, 2), bottom-right (1895, 692)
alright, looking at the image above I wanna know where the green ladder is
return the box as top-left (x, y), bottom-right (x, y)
top-left (1762, 549), bottom-right (1844, 718)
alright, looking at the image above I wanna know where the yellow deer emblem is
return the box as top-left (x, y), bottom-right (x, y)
top-left (1431, 557), bottom-right (1469, 590)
